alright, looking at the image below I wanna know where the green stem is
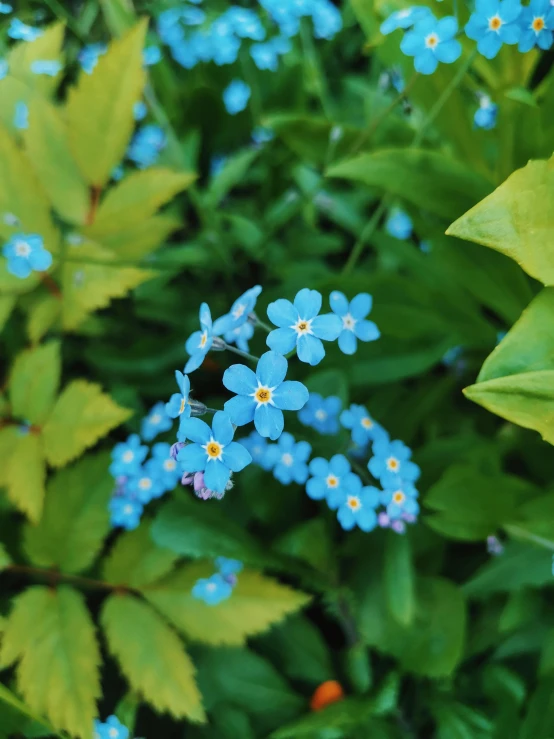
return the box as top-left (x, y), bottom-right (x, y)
top-left (224, 344), bottom-right (260, 363)
top-left (253, 315), bottom-right (273, 333)
top-left (341, 199), bottom-right (388, 277)
top-left (5, 564), bottom-right (126, 593)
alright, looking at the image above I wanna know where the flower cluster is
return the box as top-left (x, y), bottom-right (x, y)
top-left (94, 715), bottom-right (128, 739)
top-left (192, 557), bottom-right (243, 605)
top-left (2, 232), bottom-right (52, 279)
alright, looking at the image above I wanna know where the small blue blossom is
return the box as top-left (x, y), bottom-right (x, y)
top-left (14, 101), bottom-right (28, 130)
top-left (474, 94), bottom-right (498, 129)
top-left (380, 6), bottom-right (432, 34)
top-left (400, 14), bottom-right (462, 74)
top-left (518, 0), bottom-right (554, 51)
top-left (133, 100), bottom-right (148, 121)
top-left (223, 79), bottom-right (251, 115)
top-left (267, 288), bottom-right (342, 366)
top-left (465, 0), bottom-right (522, 59)
top-left (226, 7), bottom-right (266, 39)
top-left (306, 455), bottom-right (359, 510)
top-left (30, 60), bottom-right (62, 76)
top-left (329, 291), bottom-right (380, 355)
top-left (212, 33), bottom-right (241, 65)
top-left (224, 322), bottom-right (254, 353)
top-left (380, 481), bottom-right (420, 520)
top-left (0, 60), bottom-right (8, 80)
top-left (264, 432), bottom-right (311, 485)
top-left (165, 370), bottom-right (192, 436)
top-left (148, 442), bottom-right (182, 491)
top-left (368, 438), bottom-right (420, 487)
top-left (385, 209), bottom-right (413, 240)
top-left (109, 434), bottom-right (148, 477)
top-left (340, 404), bottom-right (387, 447)
top-left (126, 124), bottom-right (166, 168)
top-left (184, 303), bottom-right (213, 374)
top-left (78, 43), bottom-right (107, 74)
top-left (223, 350), bottom-right (309, 440)
top-left (216, 556), bottom-right (243, 576)
top-left (143, 45), bottom-right (162, 66)
top-left (94, 715), bottom-right (129, 739)
top-left (192, 573), bottom-right (233, 605)
top-left (109, 496), bottom-right (143, 530)
top-left (2, 233), bottom-right (52, 279)
top-left (298, 393), bottom-right (342, 435)
top-left (251, 36), bottom-right (291, 70)
top-left (127, 466), bottom-right (165, 503)
top-left (8, 18), bottom-right (43, 41)
top-left (312, 0), bottom-right (343, 39)
top-left (141, 401), bottom-right (173, 442)
top-left (238, 431), bottom-right (276, 470)
top-left (0, 3), bottom-right (12, 13)
top-left (337, 483), bottom-right (380, 531)
top-left (252, 126), bottom-right (275, 145)
top-left (213, 285), bottom-right (262, 335)
top-left (178, 411), bottom-right (252, 493)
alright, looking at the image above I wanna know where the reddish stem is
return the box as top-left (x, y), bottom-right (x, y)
top-left (40, 272), bottom-right (62, 300)
top-left (86, 186), bottom-right (102, 226)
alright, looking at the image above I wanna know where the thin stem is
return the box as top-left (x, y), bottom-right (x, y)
top-left (203, 407), bottom-right (220, 415)
top-left (341, 199), bottom-right (388, 277)
top-left (5, 564), bottom-right (126, 593)
top-left (40, 272), bottom-right (62, 300)
top-left (252, 315), bottom-right (273, 333)
top-left (224, 344), bottom-right (260, 363)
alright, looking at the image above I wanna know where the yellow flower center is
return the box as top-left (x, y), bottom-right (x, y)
top-left (150, 413), bottom-right (162, 425)
top-left (122, 450), bottom-right (134, 463)
top-left (138, 478), bottom-right (152, 490)
top-left (326, 474), bottom-right (339, 488)
top-left (347, 496), bottom-right (361, 511)
top-left (109, 728), bottom-right (118, 738)
top-left (179, 397), bottom-right (186, 414)
top-left (200, 331), bottom-right (208, 348)
top-left (282, 452), bottom-right (294, 466)
top-left (393, 491), bottom-right (406, 505)
top-left (232, 303), bottom-right (246, 319)
top-left (255, 387), bottom-right (272, 404)
top-left (361, 417), bottom-right (373, 429)
top-left (532, 15), bottom-right (545, 31)
top-left (386, 456), bottom-right (400, 472)
top-left (315, 409), bottom-right (327, 421)
top-left (164, 459), bottom-right (176, 471)
top-left (488, 15), bottom-right (503, 31)
top-left (294, 318), bottom-right (313, 335)
top-left (425, 32), bottom-right (439, 48)
top-left (206, 441), bottom-right (222, 459)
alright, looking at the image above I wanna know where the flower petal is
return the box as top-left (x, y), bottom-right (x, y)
top-left (349, 293), bottom-right (372, 319)
top-left (309, 457), bottom-right (329, 477)
top-left (257, 350), bottom-right (288, 387)
top-left (267, 327), bottom-right (298, 354)
top-left (204, 459), bottom-right (230, 493)
top-left (28, 248), bottom-right (52, 271)
top-left (223, 363), bottom-right (258, 395)
top-left (213, 313), bottom-right (233, 335)
top-left (254, 404), bottom-right (284, 440)
top-left (306, 477), bottom-right (327, 500)
top-left (434, 39), bottom-right (462, 63)
top-left (311, 313), bottom-right (342, 341)
top-left (400, 29), bottom-right (422, 56)
top-left (292, 462), bottom-right (309, 485)
top-left (330, 454), bottom-right (350, 477)
top-left (338, 330), bottom-right (357, 355)
top-left (499, 21), bottom-right (521, 43)
top-left (267, 298), bottom-right (297, 328)
top-left (329, 290), bottom-right (348, 316)
top-left (358, 508), bottom-right (377, 531)
top-left (178, 443), bottom-right (207, 471)
top-left (179, 416), bottom-right (211, 444)
top-left (272, 380), bottom-right (309, 411)
top-left (222, 441), bottom-right (252, 472)
top-left (224, 395), bottom-right (256, 426)
top-left (295, 440), bottom-right (312, 462)
top-left (338, 506), bottom-right (356, 530)
top-left (185, 330), bottom-right (204, 355)
top-left (415, 49), bottom-right (438, 74)
top-left (355, 319), bottom-right (380, 342)
top-left (436, 15), bottom-right (458, 39)
top-left (199, 302), bottom-right (212, 329)
top-left (294, 288), bottom-right (322, 320)
top-left (212, 411), bottom-right (235, 445)
top-left (478, 32), bottom-right (503, 58)
top-left (297, 334), bottom-right (325, 365)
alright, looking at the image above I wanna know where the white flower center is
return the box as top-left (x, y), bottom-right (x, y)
top-left (150, 413), bottom-right (162, 425)
top-left (204, 438), bottom-right (224, 460)
top-left (282, 452), bottom-right (294, 466)
top-left (361, 416), bottom-right (373, 429)
top-left (347, 495), bottom-right (361, 511)
top-left (14, 240), bottom-right (31, 257)
top-left (199, 331), bottom-right (208, 348)
top-left (108, 730), bottom-right (118, 739)
top-left (123, 504), bottom-right (133, 515)
top-left (292, 318), bottom-right (313, 336)
top-left (315, 409), bottom-right (327, 421)
top-left (122, 450), bottom-right (134, 463)
top-left (397, 8), bottom-right (411, 18)
top-left (232, 303), bottom-right (246, 319)
top-left (206, 582), bottom-right (217, 592)
top-left (163, 459), bottom-right (176, 471)
top-left (342, 313), bottom-right (356, 331)
top-left (488, 14), bottom-right (503, 31)
top-left (425, 32), bottom-right (439, 48)
top-left (479, 95), bottom-right (492, 109)
top-left (253, 445), bottom-right (262, 456)
top-left (326, 474), bottom-right (339, 488)
top-left (138, 478), bottom-right (152, 490)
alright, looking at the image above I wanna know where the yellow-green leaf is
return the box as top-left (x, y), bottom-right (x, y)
top-left (85, 168), bottom-right (196, 238)
top-left (4, 431), bottom-right (46, 523)
top-left (0, 681), bottom-right (56, 736)
top-left (143, 562), bottom-right (311, 646)
top-left (101, 594), bottom-right (205, 723)
top-left (9, 340), bottom-right (61, 425)
top-left (0, 76), bottom-right (36, 136)
top-left (65, 21), bottom-right (147, 187)
top-left (99, 214), bottom-right (182, 260)
top-left (24, 452), bottom-right (112, 574)
top-left (27, 293), bottom-right (61, 343)
top-left (7, 22), bottom-right (65, 96)
top-left (23, 97), bottom-right (89, 225)
top-left (0, 427), bottom-right (19, 487)
top-left (446, 157), bottom-right (554, 285)
top-left (42, 379), bottom-right (131, 467)
top-left (0, 586), bottom-right (101, 739)
top-left (0, 295), bottom-right (15, 331)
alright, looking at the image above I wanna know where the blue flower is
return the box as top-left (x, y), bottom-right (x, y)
top-left (2, 233), bottom-right (52, 279)
top-left (212, 33), bottom-right (241, 65)
top-left (109, 434), bottom-right (148, 477)
top-left (298, 392), bottom-right (342, 435)
top-left (14, 101), bottom-right (28, 130)
top-left (0, 60), bottom-right (8, 80)
top-left (252, 126), bottom-right (275, 145)
top-left (385, 209), bottom-right (413, 240)
top-left (165, 370), bottom-right (192, 436)
top-left (329, 291), bottom-right (380, 355)
top-left (312, 0), bottom-right (343, 39)
top-left (518, 0), bottom-right (554, 51)
top-left (109, 496), bottom-right (143, 530)
top-left (216, 556), bottom-right (243, 576)
top-left (368, 438), bottom-right (420, 487)
top-left (94, 715), bottom-right (129, 739)
top-left (133, 100), bottom-right (148, 121)
top-left (223, 350), bottom-right (309, 440)
top-left (141, 401), bottom-right (173, 442)
top-left (126, 124), bottom-right (166, 168)
top-left (147, 442), bottom-right (182, 491)
top-left (465, 0), bottom-right (522, 59)
top-left (474, 94), bottom-right (498, 129)
top-left (8, 18), bottom-right (43, 41)
top-left (224, 322), bottom-right (254, 353)
top-left (400, 14), bottom-right (462, 74)
top-left (213, 285), bottom-right (262, 335)
top-left (0, 3), bottom-right (12, 13)
top-left (238, 430), bottom-right (275, 470)
top-left (226, 7), bottom-right (266, 39)
top-left (306, 455), bottom-right (359, 510)
top-left (251, 36), bottom-right (290, 71)
top-left (143, 45), bottom-right (162, 66)
top-left (264, 432), bottom-right (311, 485)
top-left (380, 481), bottom-right (420, 520)
top-left (267, 288), bottom-right (342, 366)
top-left (223, 80), bottom-right (251, 115)
top-left (127, 466), bottom-right (165, 503)
top-left (78, 43), bottom-right (107, 74)
top-left (380, 6), bottom-right (432, 34)
top-left (30, 60), bottom-right (62, 76)
top-left (192, 573), bottom-right (233, 605)
top-left (184, 303), bottom-right (213, 374)
top-left (178, 411), bottom-right (252, 493)
top-left (337, 484), bottom-right (380, 531)
top-left (340, 404), bottom-right (386, 446)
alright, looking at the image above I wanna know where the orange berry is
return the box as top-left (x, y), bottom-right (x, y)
top-left (310, 680), bottom-right (345, 711)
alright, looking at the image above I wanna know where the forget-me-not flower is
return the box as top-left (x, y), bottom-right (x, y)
top-left (329, 291), bottom-right (380, 355)
top-left (109, 496), bottom-right (143, 530)
top-left (306, 455), bottom-right (359, 510)
top-left (380, 5), bottom-right (432, 34)
top-left (148, 442), bottom-right (182, 491)
top-left (127, 465), bottom-right (165, 504)
top-left (224, 322), bottom-right (254, 353)
top-left (337, 482), bottom-right (380, 531)
top-left (226, 6), bottom-right (266, 39)
top-left (223, 80), bottom-right (251, 114)
top-left (400, 15), bottom-right (462, 74)
top-left (380, 481), bottom-right (420, 520)
top-left (78, 43), bottom-right (107, 74)
top-left (312, 0), bottom-right (343, 39)
top-left (298, 392), bottom-right (342, 435)
top-left (267, 288), bottom-right (342, 366)
top-left (185, 303), bottom-right (213, 374)
top-left (3, 233), bottom-right (52, 279)
top-left (216, 556), bottom-right (243, 577)
top-left (143, 45), bottom-right (162, 66)
top-left (340, 404), bottom-right (387, 447)
top-left (0, 3), bottom-right (12, 13)
top-left (368, 438), bottom-right (420, 487)
top-left (141, 401), bottom-right (173, 442)
top-left (474, 94), bottom-right (498, 129)
top-left (94, 715), bottom-right (129, 739)
top-left (518, 0), bottom-right (554, 51)
top-left (223, 350), bottom-right (309, 440)
top-left (31, 60), bottom-right (62, 76)
top-left (213, 285), bottom-right (262, 335)
top-left (178, 411), bottom-right (252, 493)
top-left (385, 209), bottom-right (413, 240)
top-left (8, 18), bottom-right (43, 41)
top-left (251, 36), bottom-right (290, 70)
top-left (264, 432), bottom-right (311, 485)
top-left (192, 573), bottom-right (233, 605)
top-left (165, 370), bottom-right (192, 435)
top-left (133, 100), bottom-right (148, 121)
top-left (127, 124), bottom-right (166, 168)
top-left (109, 434), bottom-right (148, 477)
top-left (238, 430), bottom-right (275, 469)
top-left (465, 0), bottom-right (522, 59)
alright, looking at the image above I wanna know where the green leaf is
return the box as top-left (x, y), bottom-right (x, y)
top-left (143, 561), bottom-right (310, 646)
top-left (99, 0), bottom-right (136, 35)
top-left (98, 214), bottom-right (182, 260)
top-left (205, 148), bottom-right (259, 209)
top-left (23, 452), bottom-right (112, 574)
top-left (0, 295), bottom-right (15, 331)
top-left (327, 149), bottom-right (492, 221)
top-left (0, 682), bottom-right (56, 738)
top-left (384, 534), bottom-right (414, 626)
top-left (23, 97), bottom-right (89, 225)
top-left (65, 21), bottom-right (147, 187)
top-left (269, 698), bottom-right (375, 739)
top-left (4, 431), bottom-right (46, 523)
top-left (7, 22), bottom-right (65, 96)
top-left (102, 521), bottom-right (178, 588)
top-left (273, 518), bottom-right (335, 577)
top-left (0, 542), bottom-right (12, 569)
top-left (0, 586), bottom-right (101, 738)
top-left (520, 678), bottom-right (554, 739)
top-left (446, 156), bottom-right (554, 284)
top-left (42, 379), bottom-right (131, 467)
top-left (9, 341), bottom-right (61, 425)
top-left (101, 594), bottom-right (205, 722)
top-left (84, 168), bottom-right (196, 237)
top-left (27, 294), bottom-right (61, 343)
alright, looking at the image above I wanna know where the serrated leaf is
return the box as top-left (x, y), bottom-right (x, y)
top-left (0, 682), bottom-right (56, 738)
top-left (9, 341), bottom-right (61, 425)
top-left (27, 294), bottom-right (61, 343)
top-left (0, 586), bottom-right (101, 738)
top-left (85, 169), bottom-right (196, 237)
top-left (446, 156), bottom-right (554, 284)
top-left (4, 431), bottom-right (46, 522)
top-left (99, 214), bottom-right (182, 260)
top-left (102, 521), bottom-right (178, 588)
top-left (7, 22), bottom-right (65, 96)
top-left (143, 562), bottom-right (310, 646)
top-left (42, 380), bottom-right (131, 467)
top-left (384, 534), bottom-right (414, 626)
top-left (0, 295), bottom-right (15, 331)
top-left (23, 97), bottom-right (89, 225)
top-left (24, 452), bottom-right (112, 574)
top-left (61, 260), bottom-right (154, 330)
top-left (101, 594), bottom-right (205, 723)
top-left (65, 21), bottom-right (147, 187)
